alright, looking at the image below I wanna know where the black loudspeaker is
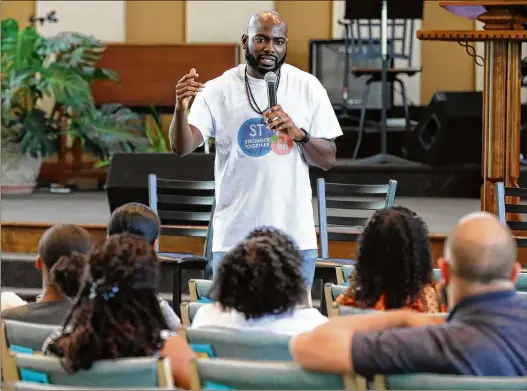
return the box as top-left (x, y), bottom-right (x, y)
top-left (105, 152), bottom-right (215, 212)
top-left (405, 91), bottom-right (483, 166)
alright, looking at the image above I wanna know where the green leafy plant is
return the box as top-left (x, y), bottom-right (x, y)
top-left (1, 18), bottom-right (147, 162)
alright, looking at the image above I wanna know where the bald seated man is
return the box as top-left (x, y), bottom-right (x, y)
top-left (169, 11), bottom-right (343, 287)
top-left (291, 212), bottom-right (527, 376)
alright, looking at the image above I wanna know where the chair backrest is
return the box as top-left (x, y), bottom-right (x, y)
top-left (189, 279), bottom-right (214, 303)
top-left (375, 373), bottom-right (527, 390)
top-left (189, 358), bottom-right (365, 390)
top-left (340, 2), bottom-right (424, 69)
top-left (324, 283), bottom-right (348, 317)
top-left (517, 272), bottom-right (527, 292)
top-left (181, 327), bottom-right (292, 361)
top-left (12, 382), bottom-right (165, 391)
top-left (4, 320), bottom-right (59, 352)
top-left (317, 178), bottom-right (397, 259)
top-left (13, 353), bottom-right (173, 388)
top-left (148, 173), bottom-right (215, 258)
top-left (495, 182), bottom-right (527, 248)
top-left (180, 302), bottom-right (204, 327)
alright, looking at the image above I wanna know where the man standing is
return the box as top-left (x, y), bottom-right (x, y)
top-left (169, 11), bottom-right (342, 285)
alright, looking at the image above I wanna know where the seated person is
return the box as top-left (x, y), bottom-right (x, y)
top-left (337, 206), bottom-right (446, 313)
top-left (191, 227), bottom-right (327, 335)
top-left (107, 202), bottom-right (180, 330)
top-left (291, 212), bottom-right (527, 376)
top-left (2, 224), bottom-right (92, 324)
top-left (43, 233), bottom-right (196, 389)
top-left (1, 292), bottom-right (27, 311)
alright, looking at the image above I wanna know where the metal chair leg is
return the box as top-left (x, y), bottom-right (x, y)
top-left (172, 264), bottom-right (182, 317)
top-left (352, 81), bottom-right (372, 160)
top-left (395, 77), bottom-right (410, 133)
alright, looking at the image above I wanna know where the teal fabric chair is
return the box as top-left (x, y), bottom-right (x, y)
top-left (374, 373), bottom-right (527, 390)
top-left (4, 320), bottom-right (59, 353)
top-left (13, 382), bottom-right (164, 391)
top-left (189, 279), bottom-right (213, 303)
top-left (181, 327), bottom-right (292, 361)
top-left (180, 301), bottom-right (204, 327)
top-left (324, 283), bottom-right (348, 317)
top-left (516, 272), bottom-right (527, 292)
top-left (13, 353), bottom-right (173, 388)
top-left (190, 358), bottom-right (366, 390)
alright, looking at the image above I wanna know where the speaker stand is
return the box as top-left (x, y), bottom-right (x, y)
top-left (350, 0), bottom-right (422, 167)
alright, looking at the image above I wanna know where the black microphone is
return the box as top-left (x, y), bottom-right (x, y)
top-left (264, 71), bottom-right (278, 109)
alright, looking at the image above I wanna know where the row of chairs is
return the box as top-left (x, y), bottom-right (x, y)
top-left (148, 174), bottom-right (398, 315)
top-left (3, 319), bottom-right (527, 390)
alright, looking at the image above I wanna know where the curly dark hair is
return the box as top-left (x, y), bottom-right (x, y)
top-left (210, 227), bottom-right (306, 320)
top-left (45, 233), bottom-right (168, 373)
top-left (49, 252), bottom-right (88, 299)
top-left (348, 206), bottom-right (434, 309)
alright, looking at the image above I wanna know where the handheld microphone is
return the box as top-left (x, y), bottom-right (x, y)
top-left (264, 71), bottom-right (278, 109)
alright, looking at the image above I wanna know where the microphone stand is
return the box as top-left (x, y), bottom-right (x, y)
top-left (349, 0), bottom-right (421, 166)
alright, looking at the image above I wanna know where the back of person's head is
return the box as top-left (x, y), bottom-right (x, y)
top-left (352, 206), bottom-right (434, 309)
top-left (45, 233), bottom-right (168, 374)
top-left (107, 203), bottom-right (160, 245)
top-left (49, 252), bottom-right (88, 299)
top-left (38, 224), bottom-right (92, 297)
top-left (211, 227), bottom-right (305, 319)
top-left (442, 211), bottom-right (519, 287)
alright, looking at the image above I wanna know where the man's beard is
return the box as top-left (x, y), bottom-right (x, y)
top-left (245, 46), bottom-right (287, 77)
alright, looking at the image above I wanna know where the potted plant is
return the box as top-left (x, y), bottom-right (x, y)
top-left (1, 18), bottom-right (148, 193)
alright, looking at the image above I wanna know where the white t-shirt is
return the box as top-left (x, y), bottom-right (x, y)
top-left (188, 64), bottom-right (343, 252)
top-left (190, 303), bottom-right (328, 336)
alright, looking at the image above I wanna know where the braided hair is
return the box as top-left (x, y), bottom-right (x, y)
top-left (210, 227), bottom-right (306, 320)
top-left (45, 233), bottom-right (168, 373)
top-left (350, 206), bottom-right (434, 309)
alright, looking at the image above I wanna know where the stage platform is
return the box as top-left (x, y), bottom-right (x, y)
top-left (2, 190), bottom-right (526, 308)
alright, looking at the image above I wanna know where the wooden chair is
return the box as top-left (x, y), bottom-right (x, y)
top-left (180, 327), bottom-right (292, 361)
top-left (148, 173), bottom-right (215, 316)
top-left (1, 321), bottom-right (60, 384)
top-left (12, 353), bottom-right (173, 388)
top-left (180, 302), bottom-right (204, 327)
top-left (316, 178), bottom-right (397, 315)
top-left (189, 357), bottom-right (366, 390)
top-left (374, 373), bottom-right (527, 390)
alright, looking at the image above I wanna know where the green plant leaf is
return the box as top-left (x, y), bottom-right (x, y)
top-left (1, 19), bottom-right (43, 73)
top-left (38, 63), bottom-right (94, 111)
top-left (17, 109), bottom-right (58, 158)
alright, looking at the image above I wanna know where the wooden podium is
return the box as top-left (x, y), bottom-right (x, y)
top-left (417, 1), bottom-right (527, 214)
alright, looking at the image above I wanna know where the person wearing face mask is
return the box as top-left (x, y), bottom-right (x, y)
top-left (169, 11), bottom-right (343, 286)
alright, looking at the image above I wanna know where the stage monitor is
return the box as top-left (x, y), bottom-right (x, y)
top-left (345, 0), bottom-right (424, 20)
top-left (309, 39), bottom-right (393, 110)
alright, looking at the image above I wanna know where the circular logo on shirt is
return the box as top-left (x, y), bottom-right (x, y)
top-left (238, 118), bottom-right (293, 157)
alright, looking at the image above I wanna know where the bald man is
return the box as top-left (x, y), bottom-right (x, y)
top-left (291, 212), bottom-right (527, 376)
top-left (169, 11), bottom-right (342, 285)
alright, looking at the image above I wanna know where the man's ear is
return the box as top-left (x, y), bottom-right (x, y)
top-left (35, 254), bottom-right (43, 270)
top-left (510, 262), bottom-right (521, 283)
top-left (241, 34), bottom-right (248, 48)
top-left (437, 257), bottom-right (450, 285)
top-left (153, 238), bottom-right (159, 252)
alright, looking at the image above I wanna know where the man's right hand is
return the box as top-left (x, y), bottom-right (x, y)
top-left (175, 68), bottom-right (205, 112)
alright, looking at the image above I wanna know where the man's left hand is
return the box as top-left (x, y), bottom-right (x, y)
top-left (264, 105), bottom-right (305, 141)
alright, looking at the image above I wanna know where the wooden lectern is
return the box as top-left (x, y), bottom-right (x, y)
top-left (417, 1), bottom-right (527, 215)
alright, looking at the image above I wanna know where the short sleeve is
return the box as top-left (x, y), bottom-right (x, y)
top-left (305, 82), bottom-right (343, 140)
top-left (187, 90), bottom-right (215, 141)
top-left (351, 326), bottom-right (460, 378)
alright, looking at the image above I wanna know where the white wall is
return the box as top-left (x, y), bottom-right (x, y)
top-left (186, 1), bottom-right (274, 63)
top-left (331, 0), bottom-right (421, 106)
top-left (35, 0), bottom-right (126, 42)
